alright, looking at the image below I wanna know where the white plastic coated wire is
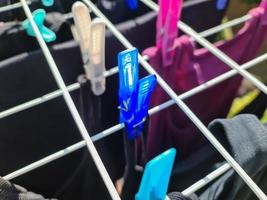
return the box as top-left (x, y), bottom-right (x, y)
top-left (19, 0), bottom-right (120, 199)
top-left (141, 0), bottom-right (267, 96)
top-left (0, 0), bottom-right (266, 198)
top-left (4, 51), bottom-right (267, 182)
top-left (83, 0), bottom-right (267, 199)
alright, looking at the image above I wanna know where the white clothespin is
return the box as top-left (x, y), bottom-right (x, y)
top-left (72, 1), bottom-right (106, 96)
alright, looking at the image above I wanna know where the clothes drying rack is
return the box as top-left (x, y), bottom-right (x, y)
top-left (1, 0), bottom-right (267, 199)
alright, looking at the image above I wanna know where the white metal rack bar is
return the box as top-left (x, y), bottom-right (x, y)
top-left (19, 0), bottom-right (120, 199)
top-left (0, 0), bottom-right (266, 199)
top-left (4, 51), bottom-right (267, 182)
top-left (141, 0), bottom-right (267, 96)
top-left (83, 0), bottom-right (267, 199)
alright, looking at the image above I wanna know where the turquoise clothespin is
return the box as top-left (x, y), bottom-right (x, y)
top-left (135, 148), bottom-right (176, 200)
top-left (22, 9), bottom-right (56, 43)
top-left (41, 0), bottom-right (54, 7)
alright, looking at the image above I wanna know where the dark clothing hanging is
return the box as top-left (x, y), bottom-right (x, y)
top-left (0, 176), bottom-right (56, 200)
top-left (199, 114), bottom-right (267, 200)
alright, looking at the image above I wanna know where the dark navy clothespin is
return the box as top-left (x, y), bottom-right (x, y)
top-left (118, 48), bottom-right (157, 140)
top-left (135, 148), bottom-right (176, 200)
top-left (126, 0), bottom-right (138, 10)
top-left (216, 0), bottom-right (228, 10)
top-left (22, 9), bottom-right (56, 42)
top-left (41, 0), bottom-right (54, 7)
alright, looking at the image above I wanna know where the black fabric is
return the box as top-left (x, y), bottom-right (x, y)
top-left (237, 91), bottom-right (267, 119)
top-left (168, 192), bottom-right (199, 200)
top-left (199, 114), bottom-right (267, 200)
top-left (0, 2), bottom-right (230, 199)
top-left (0, 11), bottom-right (157, 200)
top-left (0, 12), bottom-right (73, 61)
top-left (0, 176), bottom-right (56, 200)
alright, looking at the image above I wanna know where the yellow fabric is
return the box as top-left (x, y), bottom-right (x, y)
top-left (228, 90), bottom-right (260, 118)
top-left (228, 89), bottom-right (267, 122)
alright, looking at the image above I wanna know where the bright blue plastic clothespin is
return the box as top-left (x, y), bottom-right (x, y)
top-left (126, 0), bottom-right (138, 10)
top-left (41, 0), bottom-right (54, 7)
top-left (216, 0), bottom-right (228, 10)
top-left (22, 9), bottom-right (56, 43)
top-left (118, 48), bottom-right (157, 139)
top-left (135, 148), bottom-right (176, 200)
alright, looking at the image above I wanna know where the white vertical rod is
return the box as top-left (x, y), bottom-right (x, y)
top-left (19, 1), bottom-right (120, 199)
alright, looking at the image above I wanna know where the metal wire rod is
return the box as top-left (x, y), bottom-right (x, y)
top-left (0, 0), bottom-right (32, 13)
top-left (141, 0), bottom-right (267, 97)
top-left (5, 51), bottom-right (267, 183)
top-left (83, 0), bottom-right (267, 199)
top-left (20, 1), bottom-right (120, 199)
top-left (182, 163), bottom-right (231, 196)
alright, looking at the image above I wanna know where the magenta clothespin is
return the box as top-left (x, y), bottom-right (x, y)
top-left (260, 0), bottom-right (267, 9)
top-left (156, 0), bottom-right (183, 68)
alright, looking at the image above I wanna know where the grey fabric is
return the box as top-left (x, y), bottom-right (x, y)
top-left (0, 177), bottom-right (56, 200)
top-left (168, 192), bottom-right (199, 200)
top-left (199, 114), bottom-right (267, 200)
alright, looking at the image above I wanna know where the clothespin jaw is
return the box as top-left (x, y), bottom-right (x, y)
top-left (129, 75), bottom-right (157, 135)
top-left (118, 48), bottom-right (157, 139)
top-left (87, 19), bottom-right (106, 96)
top-left (72, 2), bottom-right (106, 96)
top-left (135, 148), bottom-right (176, 200)
top-left (156, 0), bottom-right (183, 68)
top-left (126, 0), bottom-right (138, 10)
top-left (216, 0), bottom-right (227, 10)
top-left (22, 9), bottom-right (56, 42)
top-left (41, 0), bottom-right (54, 7)
top-left (72, 1), bottom-right (92, 64)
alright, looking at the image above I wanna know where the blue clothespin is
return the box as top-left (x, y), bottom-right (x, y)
top-left (22, 9), bottom-right (56, 43)
top-left (126, 0), bottom-right (138, 10)
top-left (135, 148), bottom-right (176, 200)
top-left (118, 48), bottom-right (157, 139)
top-left (216, 0), bottom-right (228, 10)
top-left (41, 0), bottom-right (54, 7)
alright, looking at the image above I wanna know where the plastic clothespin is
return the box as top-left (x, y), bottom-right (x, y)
top-left (129, 75), bottom-right (157, 136)
top-left (88, 19), bottom-right (106, 95)
top-left (22, 9), bottom-right (56, 43)
top-left (118, 48), bottom-right (157, 139)
top-left (72, 1), bottom-right (106, 96)
top-left (118, 48), bottom-right (139, 132)
top-left (156, 0), bottom-right (183, 68)
top-left (260, 0), bottom-right (267, 10)
top-left (216, 0), bottom-right (227, 10)
top-left (41, 0), bottom-right (54, 7)
top-left (135, 148), bottom-right (176, 200)
top-left (126, 0), bottom-right (138, 10)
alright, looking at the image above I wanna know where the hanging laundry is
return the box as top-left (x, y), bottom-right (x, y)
top-left (0, 12), bottom-right (73, 61)
top-left (0, 176), bottom-right (56, 200)
top-left (143, 4), bottom-right (267, 160)
top-left (199, 114), bottom-right (267, 200)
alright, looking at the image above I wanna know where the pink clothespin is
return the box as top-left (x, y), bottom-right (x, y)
top-left (260, 0), bottom-right (267, 9)
top-left (156, 0), bottom-right (183, 68)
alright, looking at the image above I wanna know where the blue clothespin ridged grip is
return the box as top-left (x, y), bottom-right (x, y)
top-left (41, 0), bottom-right (54, 7)
top-left (216, 0), bottom-right (228, 10)
top-left (22, 9), bottom-right (56, 43)
top-left (118, 48), bottom-right (156, 139)
top-left (135, 148), bottom-right (176, 200)
top-left (126, 0), bottom-right (138, 10)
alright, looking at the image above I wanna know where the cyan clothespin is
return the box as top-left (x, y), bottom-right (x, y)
top-left (22, 9), bottom-right (56, 43)
top-left (135, 148), bottom-right (176, 200)
top-left (126, 0), bottom-right (138, 10)
top-left (216, 0), bottom-right (228, 10)
top-left (118, 48), bottom-right (157, 139)
top-left (41, 0), bottom-right (54, 7)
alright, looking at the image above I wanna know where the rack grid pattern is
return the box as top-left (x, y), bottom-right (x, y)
top-left (1, 0), bottom-right (267, 199)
